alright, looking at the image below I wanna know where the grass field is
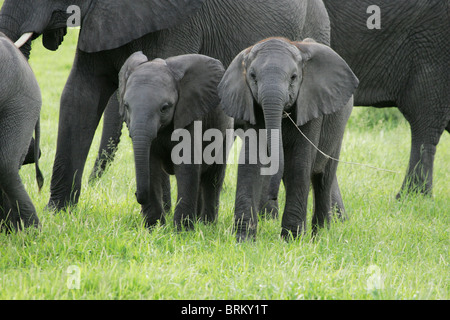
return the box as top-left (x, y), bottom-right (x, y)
top-left (0, 28), bottom-right (448, 300)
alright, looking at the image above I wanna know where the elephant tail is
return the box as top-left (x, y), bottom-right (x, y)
top-left (34, 118), bottom-right (44, 192)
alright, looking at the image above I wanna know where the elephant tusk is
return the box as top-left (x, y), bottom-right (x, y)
top-left (14, 32), bottom-right (33, 48)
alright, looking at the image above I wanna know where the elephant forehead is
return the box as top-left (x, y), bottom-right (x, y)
top-left (250, 38), bottom-right (300, 58)
top-left (128, 66), bottom-right (176, 89)
top-left (249, 52), bottom-right (299, 74)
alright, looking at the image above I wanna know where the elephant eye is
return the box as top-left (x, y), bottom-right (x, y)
top-left (249, 71), bottom-right (257, 82)
top-left (160, 103), bottom-right (172, 114)
top-left (290, 73), bottom-right (298, 82)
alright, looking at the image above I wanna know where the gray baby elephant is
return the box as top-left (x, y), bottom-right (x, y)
top-left (118, 52), bottom-right (232, 231)
top-left (218, 38), bottom-right (359, 241)
top-left (0, 32), bottom-right (43, 231)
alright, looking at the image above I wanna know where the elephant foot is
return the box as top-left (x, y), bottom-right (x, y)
top-left (19, 214), bottom-right (41, 231)
top-left (142, 207), bottom-right (166, 230)
top-left (331, 205), bottom-right (348, 222)
top-left (259, 199), bottom-right (279, 219)
top-left (143, 216), bottom-right (166, 230)
top-left (0, 216), bottom-right (40, 233)
top-left (163, 200), bottom-right (172, 213)
top-left (197, 214), bottom-right (217, 225)
top-left (234, 222), bottom-right (257, 242)
top-left (396, 169), bottom-right (433, 200)
top-left (174, 214), bottom-right (196, 232)
top-left (236, 230), bottom-right (256, 243)
top-left (46, 197), bottom-right (73, 213)
top-left (396, 186), bottom-right (432, 200)
top-left (45, 201), bottom-right (60, 213)
top-left (281, 226), bottom-right (304, 242)
top-left (0, 217), bottom-right (15, 234)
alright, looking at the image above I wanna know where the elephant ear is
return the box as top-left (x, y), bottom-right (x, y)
top-left (117, 51), bottom-right (148, 117)
top-left (78, 0), bottom-right (206, 53)
top-left (217, 49), bottom-right (255, 125)
top-left (294, 40), bottom-right (359, 126)
top-left (166, 54), bottom-right (225, 129)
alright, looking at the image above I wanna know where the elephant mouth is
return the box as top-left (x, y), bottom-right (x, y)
top-left (15, 27), bottom-right (67, 59)
top-left (16, 9), bottom-right (69, 53)
top-left (42, 10), bottom-right (71, 51)
top-left (42, 27), bottom-right (67, 51)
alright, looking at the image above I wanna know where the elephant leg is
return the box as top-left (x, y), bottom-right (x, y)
top-left (316, 99), bottom-right (352, 221)
top-left (0, 112), bottom-right (39, 231)
top-left (311, 160), bottom-right (339, 236)
top-left (89, 91), bottom-right (123, 183)
top-left (234, 142), bottom-right (269, 242)
top-left (397, 126), bottom-right (440, 198)
top-left (141, 153), bottom-right (168, 228)
top-left (199, 163), bottom-right (227, 224)
top-left (0, 170), bottom-right (39, 231)
top-left (48, 54), bottom-right (116, 211)
top-left (280, 147), bottom-right (311, 240)
top-left (259, 170), bottom-right (281, 219)
top-left (174, 165), bottom-right (201, 231)
top-left (0, 190), bottom-right (12, 232)
top-left (397, 72), bottom-right (449, 198)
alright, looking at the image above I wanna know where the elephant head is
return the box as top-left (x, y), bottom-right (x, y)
top-left (218, 37), bottom-right (359, 175)
top-left (0, 0), bottom-right (206, 57)
top-left (118, 52), bottom-right (224, 205)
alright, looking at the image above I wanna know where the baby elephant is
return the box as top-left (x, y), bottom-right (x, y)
top-left (0, 33), bottom-right (43, 231)
top-left (218, 38), bottom-right (359, 241)
top-left (118, 52), bottom-right (232, 230)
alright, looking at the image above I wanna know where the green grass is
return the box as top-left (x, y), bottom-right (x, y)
top-left (0, 28), bottom-right (448, 300)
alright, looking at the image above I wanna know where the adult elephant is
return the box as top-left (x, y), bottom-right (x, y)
top-left (0, 0), bottom-right (332, 211)
top-left (323, 0), bottom-right (450, 198)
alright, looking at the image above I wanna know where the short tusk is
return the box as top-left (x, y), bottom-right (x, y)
top-left (14, 32), bottom-right (33, 48)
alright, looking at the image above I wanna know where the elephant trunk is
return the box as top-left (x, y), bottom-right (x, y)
top-left (131, 124), bottom-right (156, 205)
top-left (260, 88), bottom-right (285, 178)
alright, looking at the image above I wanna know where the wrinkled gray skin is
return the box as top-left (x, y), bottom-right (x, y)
top-left (323, 0), bottom-right (450, 198)
top-left (119, 52), bottom-right (232, 230)
top-left (218, 38), bottom-right (359, 241)
top-left (93, 1), bottom-right (449, 220)
top-left (0, 33), bottom-right (43, 232)
top-left (102, 0), bottom-right (450, 206)
top-left (0, 0), bottom-right (332, 211)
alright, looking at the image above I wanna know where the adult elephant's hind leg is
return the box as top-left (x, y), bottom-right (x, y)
top-left (397, 69), bottom-right (449, 198)
top-left (48, 53), bottom-right (116, 211)
top-left (397, 123), bottom-right (440, 198)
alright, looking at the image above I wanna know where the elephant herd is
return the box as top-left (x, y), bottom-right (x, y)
top-left (0, 0), bottom-right (448, 241)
